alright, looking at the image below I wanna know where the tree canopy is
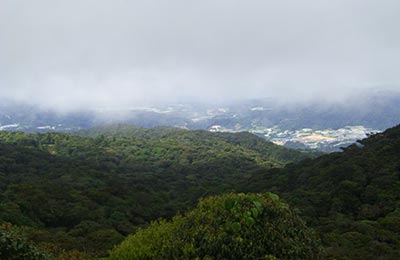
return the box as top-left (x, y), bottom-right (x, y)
top-left (0, 126), bottom-right (308, 258)
top-left (108, 193), bottom-right (323, 260)
top-left (1, 124), bottom-right (400, 259)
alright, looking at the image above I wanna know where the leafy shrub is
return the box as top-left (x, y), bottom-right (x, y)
top-left (0, 223), bottom-right (52, 260)
top-left (108, 193), bottom-right (323, 260)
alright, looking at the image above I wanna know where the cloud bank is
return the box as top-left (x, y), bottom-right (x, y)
top-left (1, 0), bottom-right (399, 109)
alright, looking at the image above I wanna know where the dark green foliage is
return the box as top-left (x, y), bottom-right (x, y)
top-left (108, 193), bottom-right (323, 260)
top-left (0, 126), bottom-right (307, 257)
top-left (0, 223), bottom-right (52, 260)
top-left (3, 123), bottom-right (400, 259)
top-left (247, 124), bottom-right (400, 259)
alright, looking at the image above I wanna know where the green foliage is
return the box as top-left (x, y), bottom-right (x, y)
top-left (247, 124), bottom-right (400, 259)
top-left (2, 123), bottom-right (400, 259)
top-left (108, 193), bottom-right (323, 260)
top-left (0, 126), bottom-right (307, 257)
top-left (0, 223), bottom-right (52, 260)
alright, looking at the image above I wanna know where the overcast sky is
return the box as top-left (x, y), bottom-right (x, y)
top-left (0, 0), bottom-right (399, 109)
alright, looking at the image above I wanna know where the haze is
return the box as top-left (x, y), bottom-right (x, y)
top-left (1, 0), bottom-right (399, 110)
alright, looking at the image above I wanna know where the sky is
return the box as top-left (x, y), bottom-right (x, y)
top-left (0, 0), bottom-right (399, 110)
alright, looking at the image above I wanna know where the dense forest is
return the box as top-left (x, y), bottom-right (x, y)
top-left (246, 125), bottom-right (400, 259)
top-left (0, 124), bottom-right (399, 259)
top-left (0, 125), bottom-right (308, 258)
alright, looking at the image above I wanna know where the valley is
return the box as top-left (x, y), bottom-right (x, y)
top-left (2, 1), bottom-right (399, 259)
top-left (1, 92), bottom-right (398, 152)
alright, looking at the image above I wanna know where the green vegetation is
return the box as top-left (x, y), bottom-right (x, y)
top-left (0, 125), bottom-right (307, 258)
top-left (0, 223), bottom-right (51, 260)
top-left (78, 125), bottom-right (310, 166)
top-left (1, 124), bottom-right (400, 259)
top-left (108, 193), bottom-right (323, 260)
top-left (247, 125), bottom-right (400, 259)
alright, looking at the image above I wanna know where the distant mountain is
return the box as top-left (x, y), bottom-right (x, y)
top-left (0, 91), bottom-right (399, 151)
top-left (0, 100), bottom-right (94, 132)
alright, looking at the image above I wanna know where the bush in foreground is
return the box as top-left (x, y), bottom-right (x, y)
top-left (108, 192), bottom-right (323, 260)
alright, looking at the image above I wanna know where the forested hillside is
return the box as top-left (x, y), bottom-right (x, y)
top-left (0, 126), bottom-right (308, 258)
top-left (246, 125), bottom-right (400, 259)
top-left (78, 125), bottom-right (310, 166)
top-left (1, 124), bottom-right (400, 259)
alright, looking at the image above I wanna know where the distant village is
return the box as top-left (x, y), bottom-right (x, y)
top-left (209, 124), bottom-right (378, 152)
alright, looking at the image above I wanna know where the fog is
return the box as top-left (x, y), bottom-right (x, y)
top-left (1, 0), bottom-right (399, 110)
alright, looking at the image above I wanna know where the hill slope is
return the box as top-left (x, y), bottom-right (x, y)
top-left (3, 124), bottom-right (399, 259)
top-left (0, 126), bottom-right (308, 257)
top-left (247, 125), bottom-right (400, 259)
top-left (78, 125), bottom-right (311, 165)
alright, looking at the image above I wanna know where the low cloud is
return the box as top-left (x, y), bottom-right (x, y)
top-left (1, 0), bottom-right (399, 109)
